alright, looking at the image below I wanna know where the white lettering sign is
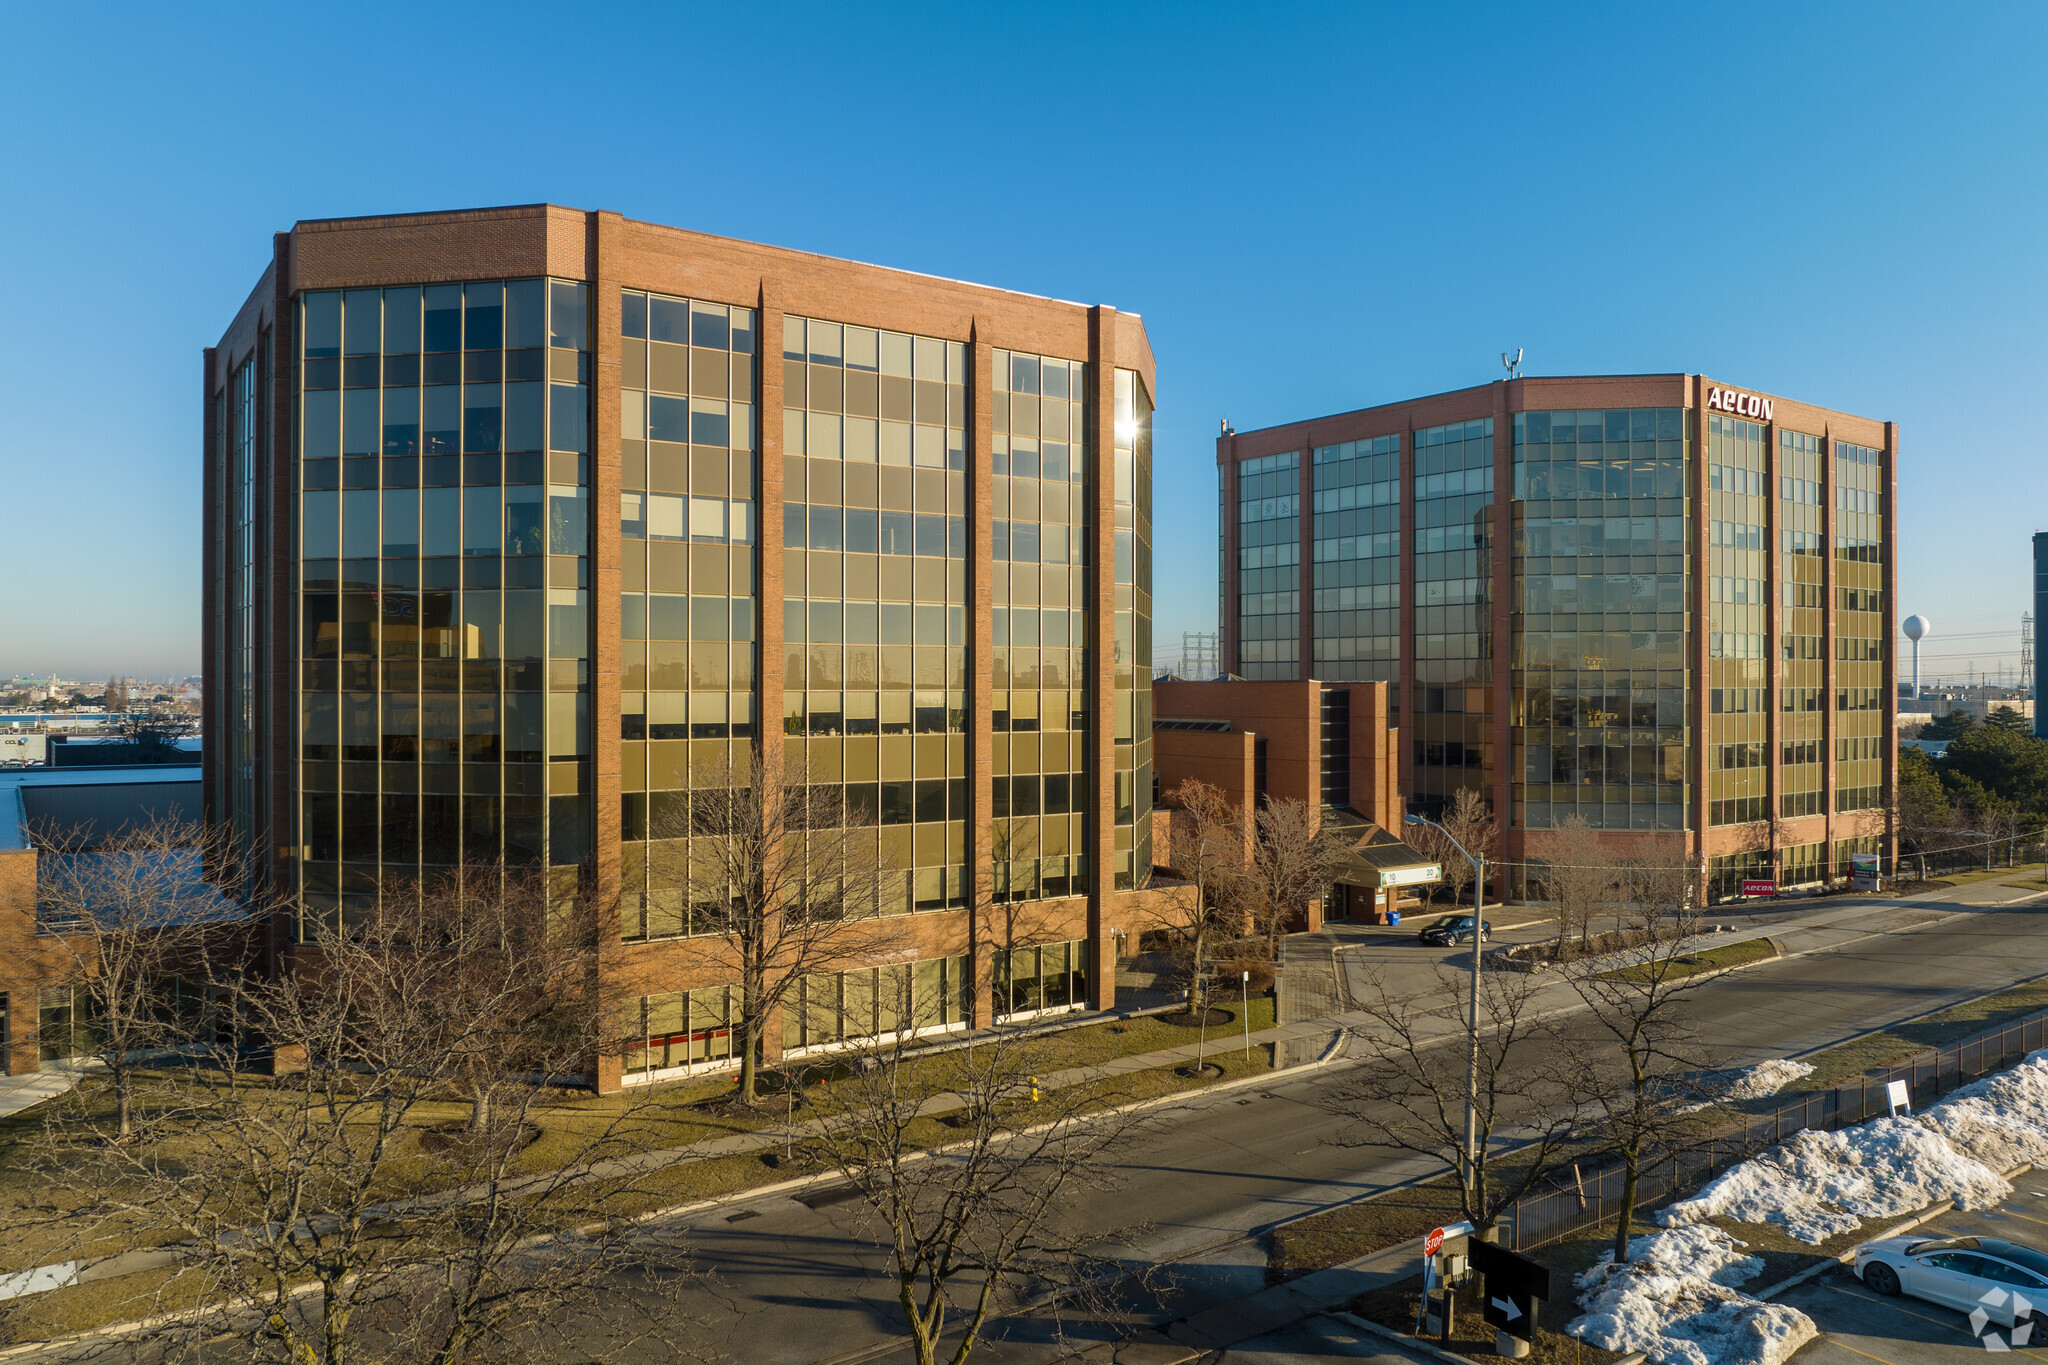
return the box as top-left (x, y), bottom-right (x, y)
top-left (1706, 386), bottom-right (1774, 422)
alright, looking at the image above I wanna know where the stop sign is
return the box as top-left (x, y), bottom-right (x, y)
top-left (1425, 1226), bottom-right (1447, 1256)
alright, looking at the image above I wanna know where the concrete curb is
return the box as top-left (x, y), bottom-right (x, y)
top-left (1330, 1310), bottom-right (1487, 1365)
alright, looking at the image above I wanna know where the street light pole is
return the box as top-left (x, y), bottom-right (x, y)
top-left (1407, 813), bottom-right (1484, 1190)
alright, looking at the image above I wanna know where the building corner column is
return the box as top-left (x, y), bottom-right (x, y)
top-left (1087, 307), bottom-right (1119, 1013)
top-left (589, 212), bottom-right (625, 936)
top-left (968, 319), bottom-right (997, 1027)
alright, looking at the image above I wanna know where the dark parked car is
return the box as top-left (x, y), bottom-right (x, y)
top-left (1417, 915), bottom-right (1491, 947)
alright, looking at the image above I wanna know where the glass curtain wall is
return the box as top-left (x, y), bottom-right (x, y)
top-left (1113, 370), bottom-right (1154, 887)
top-left (1236, 451), bottom-right (1299, 679)
top-left (1833, 440), bottom-right (1885, 819)
top-left (783, 317), bottom-right (968, 916)
top-left (297, 279), bottom-right (592, 936)
top-left (995, 349), bottom-right (1091, 905)
top-left (1706, 413), bottom-right (1769, 827)
top-left (1311, 435), bottom-right (1400, 684)
top-left (1410, 420), bottom-right (1496, 812)
top-left (1778, 431), bottom-right (1826, 818)
top-left (227, 354), bottom-right (260, 873)
top-left (1510, 409), bottom-right (1688, 831)
top-left (615, 289), bottom-right (759, 938)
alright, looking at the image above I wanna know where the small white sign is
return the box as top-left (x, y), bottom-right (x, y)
top-left (1886, 1079), bottom-right (1911, 1116)
top-left (1382, 865), bottom-right (1443, 888)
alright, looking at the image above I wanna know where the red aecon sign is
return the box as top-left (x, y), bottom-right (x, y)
top-left (1741, 879), bottom-right (1777, 898)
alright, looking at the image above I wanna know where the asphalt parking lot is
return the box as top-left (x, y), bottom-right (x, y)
top-left (1783, 1187), bottom-right (2048, 1365)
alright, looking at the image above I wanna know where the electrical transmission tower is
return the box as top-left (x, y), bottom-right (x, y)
top-left (2023, 612), bottom-right (2035, 689)
top-left (1181, 631), bottom-right (1218, 680)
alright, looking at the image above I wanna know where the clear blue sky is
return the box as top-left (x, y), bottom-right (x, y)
top-left (4, 3), bottom-right (2041, 686)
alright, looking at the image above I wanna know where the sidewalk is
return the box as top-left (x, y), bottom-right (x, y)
top-left (0, 1073), bottom-right (74, 1120)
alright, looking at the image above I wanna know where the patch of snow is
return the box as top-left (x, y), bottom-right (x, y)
top-left (1568, 1225), bottom-right (1817, 1365)
top-left (1661, 1117), bottom-right (2009, 1243)
top-left (1663, 1047), bottom-right (2048, 1245)
top-left (1685, 1059), bottom-right (1817, 1113)
top-left (1919, 1048), bottom-right (2048, 1173)
top-left (1722, 1059), bottom-right (1814, 1103)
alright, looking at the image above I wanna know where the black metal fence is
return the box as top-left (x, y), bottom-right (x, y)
top-left (1505, 1004), bottom-right (2048, 1250)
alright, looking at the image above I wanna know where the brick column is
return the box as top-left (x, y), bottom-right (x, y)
top-left (757, 291), bottom-right (786, 778)
top-left (1765, 405), bottom-right (1782, 876)
top-left (1219, 432), bottom-right (1239, 672)
top-left (589, 212), bottom-right (624, 925)
top-left (1490, 381), bottom-right (1513, 896)
top-left (1087, 307), bottom-right (1120, 1011)
top-left (1299, 431), bottom-right (1315, 682)
top-left (968, 320), bottom-right (998, 1025)
top-left (1690, 378), bottom-right (1712, 873)
top-left (266, 233), bottom-right (297, 967)
top-left (755, 288), bottom-right (788, 1064)
top-left (201, 344), bottom-right (221, 856)
top-left (1881, 420), bottom-right (1900, 873)
top-left (1398, 419), bottom-right (1417, 800)
top-left (1820, 428), bottom-right (1837, 840)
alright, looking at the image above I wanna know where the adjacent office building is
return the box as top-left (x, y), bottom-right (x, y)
top-left (203, 205), bottom-right (1157, 1089)
top-left (1218, 377), bottom-right (1896, 897)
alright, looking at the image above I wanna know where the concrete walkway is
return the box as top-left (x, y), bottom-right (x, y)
top-left (0, 1072), bottom-right (74, 1120)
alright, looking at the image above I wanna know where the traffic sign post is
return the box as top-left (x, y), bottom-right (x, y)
top-left (1471, 1238), bottom-right (1550, 1358)
top-left (1418, 1223), bottom-right (1474, 1341)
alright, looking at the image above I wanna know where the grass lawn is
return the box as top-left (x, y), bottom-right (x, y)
top-left (0, 1002), bottom-right (1280, 1344)
top-left (1596, 935), bottom-right (1779, 983)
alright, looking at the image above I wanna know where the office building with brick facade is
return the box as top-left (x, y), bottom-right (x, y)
top-left (202, 205), bottom-right (1161, 1090)
top-left (1217, 376), bottom-right (1896, 899)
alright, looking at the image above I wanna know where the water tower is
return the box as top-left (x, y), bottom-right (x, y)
top-left (1902, 615), bottom-right (1931, 699)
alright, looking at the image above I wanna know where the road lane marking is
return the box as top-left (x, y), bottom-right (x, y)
top-left (1818, 1338), bottom-right (1904, 1365)
top-left (1821, 1280), bottom-right (1976, 1338)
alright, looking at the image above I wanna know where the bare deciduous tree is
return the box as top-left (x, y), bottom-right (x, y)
top-left (1328, 965), bottom-right (1578, 1236)
top-left (1563, 853), bottom-right (1716, 1264)
top-left (31, 894), bottom-right (694, 1365)
top-left (1159, 779), bottom-right (1247, 1019)
top-left (1243, 798), bottom-right (1352, 963)
top-left (646, 750), bottom-right (891, 1104)
top-left (1406, 788), bottom-right (1494, 909)
top-left (29, 814), bottom-right (257, 1141)
top-left (1536, 815), bottom-right (1617, 952)
top-left (808, 983), bottom-right (1143, 1365)
top-left (398, 864), bottom-right (601, 1136)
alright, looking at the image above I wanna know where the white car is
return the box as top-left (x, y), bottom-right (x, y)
top-left (1854, 1235), bottom-right (2048, 1330)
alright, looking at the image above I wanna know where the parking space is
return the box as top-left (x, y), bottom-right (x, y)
top-left (1783, 1188), bottom-right (2048, 1365)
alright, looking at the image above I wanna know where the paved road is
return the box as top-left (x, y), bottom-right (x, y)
top-left (660, 882), bottom-right (2048, 1364)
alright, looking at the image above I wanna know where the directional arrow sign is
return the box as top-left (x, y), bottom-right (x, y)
top-left (1471, 1239), bottom-right (1548, 1341)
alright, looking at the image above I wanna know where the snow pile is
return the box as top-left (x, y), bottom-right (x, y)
top-left (1568, 1225), bottom-right (1816, 1365)
top-left (1661, 1117), bottom-right (2009, 1243)
top-left (1685, 1059), bottom-right (1817, 1112)
top-left (1721, 1059), bottom-right (1814, 1103)
top-left (1918, 1048), bottom-right (2048, 1173)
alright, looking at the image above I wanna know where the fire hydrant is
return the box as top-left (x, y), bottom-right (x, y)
top-left (1029, 1076), bottom-right (1041, 1103)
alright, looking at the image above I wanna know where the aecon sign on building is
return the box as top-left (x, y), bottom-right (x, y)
top-left (1705, 386), bottom-right (1774, 421)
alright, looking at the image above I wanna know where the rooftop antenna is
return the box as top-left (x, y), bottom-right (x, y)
top-left (1501, 348), bottom-right (1523, 380)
